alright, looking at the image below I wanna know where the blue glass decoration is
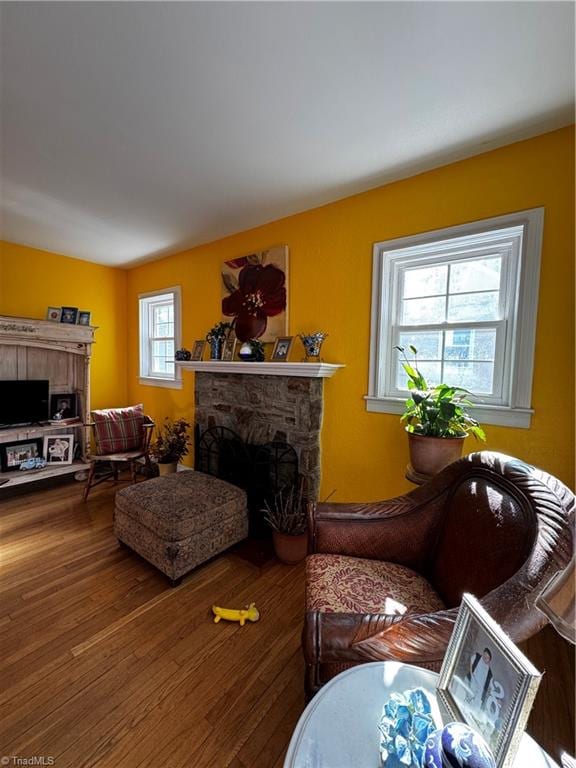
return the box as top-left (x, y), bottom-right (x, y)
top-left (423, 722), bottom-right (495, 768)
top-left (379, 688), bottom-right (436, 767)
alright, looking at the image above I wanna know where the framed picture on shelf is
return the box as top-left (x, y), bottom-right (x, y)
top-left (271, 336), bottom-right (293, 361)
top-left (77, 311), bottom-right (91, 326)
top-left (437, 593), bottom-right (541, 768)
top-left (49, 393), bottom-right (77, 421)
top-left (60, 307), bottom-right (79, 325)
top-left (43, 434), bottom-right (74, 465)
top-left (0, 438), bottom-right (43, 472)
top-left (221, 335), bottom-right (237, 361)
top-left (46, 307), bottom-right (62, 322)
top-left (191, 340), bottom-right (206, 361)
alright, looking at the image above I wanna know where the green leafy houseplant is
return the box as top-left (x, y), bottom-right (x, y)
top-left (150, 418), bottom-right (192, 464)
top-left (395, 345), bottom-right (486, 441)
top-left (206, 321), bottom-right (232, 343)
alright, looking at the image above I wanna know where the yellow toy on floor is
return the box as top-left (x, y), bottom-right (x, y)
top-left (212, 602), bottom-right (260, 626)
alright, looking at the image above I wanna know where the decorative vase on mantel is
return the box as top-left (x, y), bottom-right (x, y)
top-left (299, 332), bottom-right (328, 362)
top-left (209, 338), bottom-right (224, 361)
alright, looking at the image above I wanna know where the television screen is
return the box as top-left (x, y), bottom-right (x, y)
top-left (0, 380), bottom-right (50, 427)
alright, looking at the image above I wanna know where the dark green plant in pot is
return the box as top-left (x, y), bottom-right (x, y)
top-left (395, 345), bottom-right (486, 441)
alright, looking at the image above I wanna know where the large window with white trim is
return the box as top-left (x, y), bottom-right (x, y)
top-left (139, 287), bottom-right (182, 387)
top-left (367, 209), bottom-right (544, 427)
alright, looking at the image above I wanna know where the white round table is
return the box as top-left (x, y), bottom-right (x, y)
top-left (284, 661), bottom-right (559, 768)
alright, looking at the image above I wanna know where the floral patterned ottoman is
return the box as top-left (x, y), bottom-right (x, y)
top-left (114, 471), bottom-right (248, 586)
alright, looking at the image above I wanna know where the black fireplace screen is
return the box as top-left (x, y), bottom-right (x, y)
top-left (195, 426), bottom-right (298, 536)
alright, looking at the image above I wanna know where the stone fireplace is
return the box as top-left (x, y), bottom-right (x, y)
top-left (194, 372), bottom-right (324, 499)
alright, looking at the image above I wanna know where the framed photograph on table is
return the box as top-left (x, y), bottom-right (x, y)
top-left (0, 438), bottom-right (43, 472)
top-left (191, 340), bottom-right (206, 361)
top-left (437, 593), bottom-right (541, 768)
top-left (271, 336), bottom-right (293, 361)
top-left (43, 434), bottom-right (74, 465)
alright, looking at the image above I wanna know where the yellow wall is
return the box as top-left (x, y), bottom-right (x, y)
top-left (0, 242), bottom-right (128, 410)
top-left (126, 126), bottom-right (575, 499)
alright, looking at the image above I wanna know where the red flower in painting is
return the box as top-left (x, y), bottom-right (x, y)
top-left (222, 264), bottom-right (286, 341)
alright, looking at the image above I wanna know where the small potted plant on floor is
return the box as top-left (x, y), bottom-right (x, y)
top-left (150, 417), bottom-right (192, 475)
top-left (396, 345), bottom-right (486, 477)
top-left (263, 480), bottom-right (308, 564)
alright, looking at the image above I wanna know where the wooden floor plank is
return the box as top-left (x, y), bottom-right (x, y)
top-left (0, 480), bottom-right (573, 768)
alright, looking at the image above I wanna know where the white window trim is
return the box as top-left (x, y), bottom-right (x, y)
top-left (139, 285), bottom-right (183, 389)
top-left (366, 208), bottom-right (544, 428)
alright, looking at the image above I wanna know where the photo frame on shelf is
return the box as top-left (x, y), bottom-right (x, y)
top-left (49, 393), bottom-right (77, 421)
top-left (0, 438), bottom-right (43, 472)
top-left (60, 307), bottom-right (79, 325)
top-left (437, 593), bottom-right (542, 768)
top-left (46, 307), bottom-right (62, 322)
top-left (43, 434), bottom-right (74, 465)
top-left (191, 340), bottom-right (206, 361)
top-left (77, 311), bottom-right (91, 326)
top-left (271, 336), bottom-right (293, 362)
top-left (221, 335), bottom-right (237, 361)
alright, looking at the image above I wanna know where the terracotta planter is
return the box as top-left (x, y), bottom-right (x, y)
top-left (272, 530), bottom-right (308, 565)
top-left (407, 431), bottom-right (466, 477)
top-left (157, 462), bottom-right (177, 476)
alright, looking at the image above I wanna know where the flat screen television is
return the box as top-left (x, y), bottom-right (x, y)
top-left (0, 380), bottom-right (50, 427)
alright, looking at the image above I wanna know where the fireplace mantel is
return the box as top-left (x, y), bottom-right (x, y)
top-left (176, 361), bottom-right (344, 378)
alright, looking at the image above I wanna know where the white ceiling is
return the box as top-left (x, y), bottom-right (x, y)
top-left (0, 2), bottom-right (574, 268)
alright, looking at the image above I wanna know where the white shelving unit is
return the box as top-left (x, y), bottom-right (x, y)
top-left (0, 314), bottom-right (97, 491)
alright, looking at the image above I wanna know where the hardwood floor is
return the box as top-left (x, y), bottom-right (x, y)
top-left (0, 480), bottom-right (573, 767)
top-left (0, 481), bottom-right (305, 768)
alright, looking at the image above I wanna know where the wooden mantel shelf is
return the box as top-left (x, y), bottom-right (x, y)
top-left (176, 361), bottom-right (344, 378)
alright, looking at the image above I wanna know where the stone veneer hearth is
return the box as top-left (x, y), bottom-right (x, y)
top-left (194, 372), bottom-right (324, 499)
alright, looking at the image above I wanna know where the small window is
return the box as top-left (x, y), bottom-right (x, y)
top-left (367, 209), bottom-right (544, 428)
top-left (139, 287), bottom-right (182, 388)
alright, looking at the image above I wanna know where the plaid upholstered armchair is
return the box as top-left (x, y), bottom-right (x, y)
top-left (303, 452), bottom-right (574, 698)
top-left (83, 404), bottom-right (154, 501)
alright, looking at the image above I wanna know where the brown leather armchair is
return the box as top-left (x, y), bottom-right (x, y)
top-left (303, 452), bottom-right (574, 697)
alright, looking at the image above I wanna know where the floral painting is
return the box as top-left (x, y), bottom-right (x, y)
top-left (221, 245), bottom-right (288, 342)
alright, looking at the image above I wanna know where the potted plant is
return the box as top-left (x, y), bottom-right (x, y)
top-left (150, 417), bottom-right (192, 475)
top-left (395, 345), bottom-right (486, 477)
top-left (263, 481), bottom-right (308, 564)
top-left (206, 321), bottom-right (232, 360)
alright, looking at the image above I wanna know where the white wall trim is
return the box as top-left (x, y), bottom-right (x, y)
top-left (367, 208), bottom-right (544, 429)
top-left (138, 285), bottom-right (182, 385)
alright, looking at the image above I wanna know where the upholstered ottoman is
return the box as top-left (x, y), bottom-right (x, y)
top-left (114, 471), bottom-right (248, 585)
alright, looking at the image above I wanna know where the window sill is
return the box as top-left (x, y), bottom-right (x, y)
top-left (139, 376), bottom-right (183, 390)
top-left (364, 396), bottom-right (533, 428)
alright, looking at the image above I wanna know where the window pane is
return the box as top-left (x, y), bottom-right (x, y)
top-left (445, 328), bottom-right (496, 361)
top-left (153, 340), bottom-right (165, 357)
top-left (401, 296), bottom-right (445, 325)
top-left (403, 265), bottom-right (447, 298)
top-left (398, 331), bottom-right (442, 359)
top-left (396, 360), bottom-right (441, 389)
top-left (165, 361), bottom-right (175, 375)
top-left (154, 322), bottom-right (174, 338)
top-left (152, 357), bottom-right (167, 374)
top-left (166, 341), bottom-right (174, 357)
top-left (443, 361), bottom-right (494, 394)
top-left (447, 292), bottom-right (499, 322)
top-left (450, 257), bottom-right (501, 294)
